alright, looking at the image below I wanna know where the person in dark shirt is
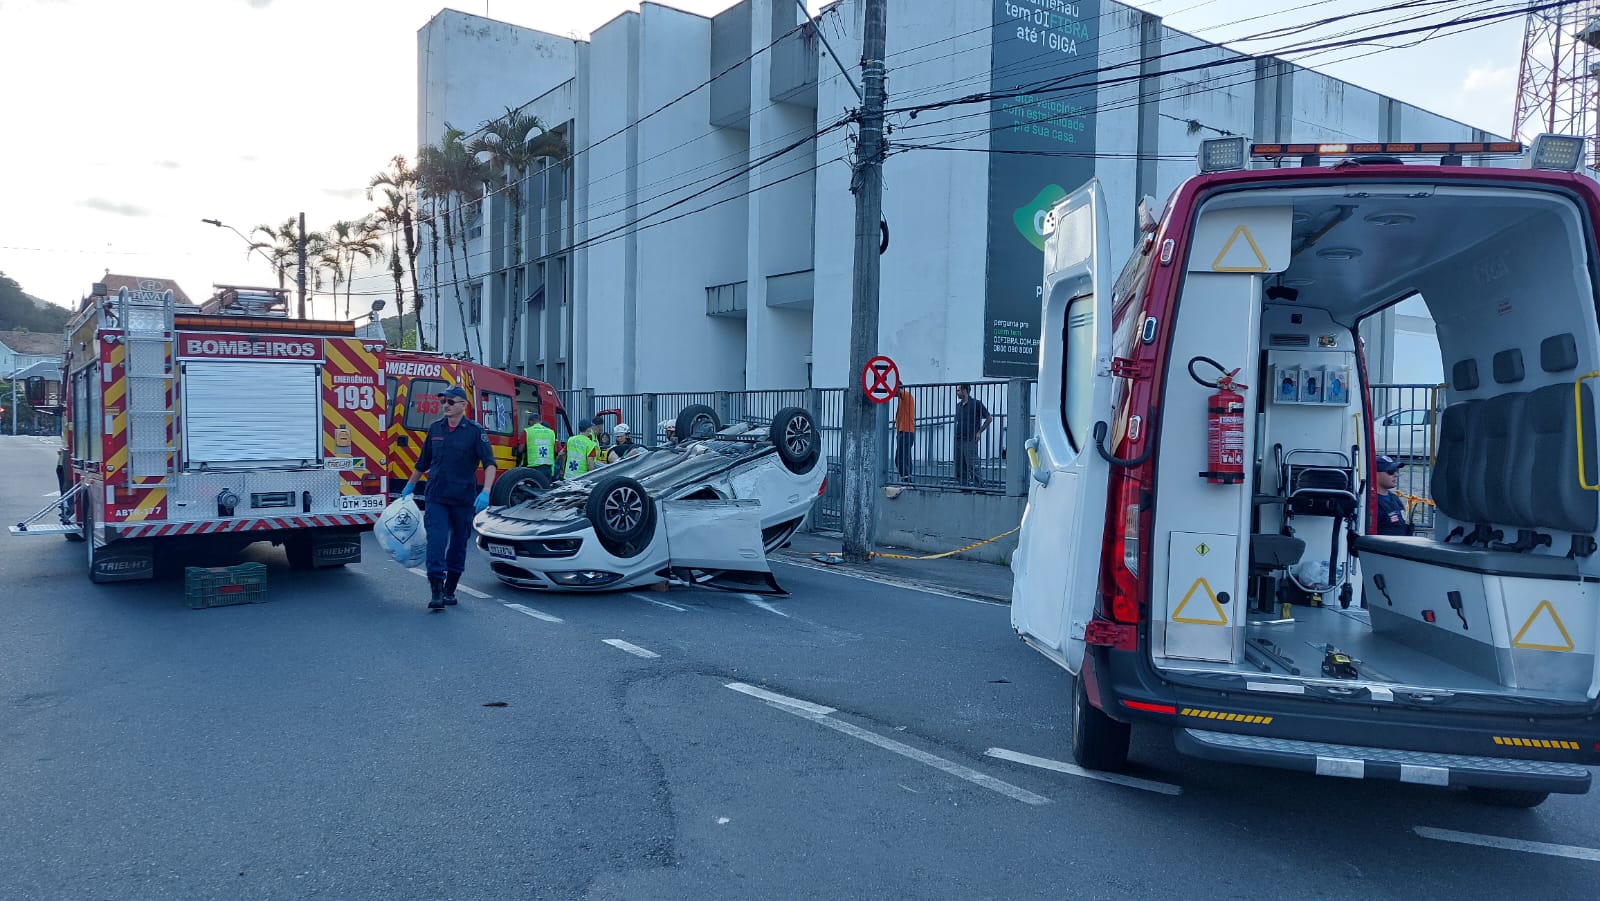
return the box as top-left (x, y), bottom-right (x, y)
top-left (401, 385), bottom-right (497, 609)
top-left (1373, 454), bottom-right (1412, 536)
top-left (953, 383), bottom-right (993, 487)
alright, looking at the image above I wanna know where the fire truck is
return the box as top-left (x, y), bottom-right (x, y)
top-left (10, 285), bottom-right (389, 582)
top-left (384, 350), bottom-right (570, 507)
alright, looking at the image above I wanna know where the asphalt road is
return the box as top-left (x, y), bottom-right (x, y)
top-left (2, 434), bottom-right (1597, 899)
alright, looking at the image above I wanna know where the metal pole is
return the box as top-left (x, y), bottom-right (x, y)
top-left (296, 211), bottom-right (309, 320)
top-left (796, 0), bottom-right (862, 102)
top-left (841, 0), bottom-right (888, 563)
top-left (10, 376), bottom-right (16, 436)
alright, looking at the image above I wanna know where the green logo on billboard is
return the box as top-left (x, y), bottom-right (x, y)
top-left (1012, 184), bottom-right (1068, 252)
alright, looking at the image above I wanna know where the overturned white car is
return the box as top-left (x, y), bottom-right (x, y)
top-left (473, 405), bottom-right (824, 592)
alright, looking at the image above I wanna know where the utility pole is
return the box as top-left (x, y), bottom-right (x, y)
top-left (296, 211), bottom-right (309, 319)
top-left (841, 0), bottom-right (888, 563)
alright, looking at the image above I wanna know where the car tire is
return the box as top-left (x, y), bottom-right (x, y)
top-left (769, 407), bottom-right (820, 474)
top-left (1070, 676), bottom-right (1131, 772)
top-left (675, 404), bottom-right (722, 441)
top-left (1464, 787), bottom-right (1549, 809)
top-left (491, 466), bottom-right (553, 507)
top-left (586, 476), bottom-right (656, 558)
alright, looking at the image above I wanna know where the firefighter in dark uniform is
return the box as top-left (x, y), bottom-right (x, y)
top-left (401, 385), bottom-right (496, 609)
top-left (1373, 454), bottom-right (1413, 536)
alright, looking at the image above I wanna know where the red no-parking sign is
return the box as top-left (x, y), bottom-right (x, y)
top-left (861, 355), bottom-right (900, 404)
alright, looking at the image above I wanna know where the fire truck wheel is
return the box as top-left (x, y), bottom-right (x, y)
top-left (586, 476), bottom-right (656, 558)
top-left (286, 536), bottom-right (314, 570)
top-left (769, 407), bottom-right (820, 474)
top-left (675, 404), bottom-right (721, 442)
top-left (1070, 676), bottom-right (1131, 772)
top-left (83, 504), bottom-right (109, 583)
top-left (491, 466), bottom-right (553, 507)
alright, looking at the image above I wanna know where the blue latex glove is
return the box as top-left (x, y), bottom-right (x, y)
top-left (400, 483), bottom-right (414, 500)
top-left (474, 490), bottom-right (490, 513)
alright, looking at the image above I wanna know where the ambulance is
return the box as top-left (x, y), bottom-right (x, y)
top-left (382, 350), bottom-right (569, 507)
top-left (11, 285), bottom-right (388, 580)
top-left (1013, 135), bottom-right (1600, 807)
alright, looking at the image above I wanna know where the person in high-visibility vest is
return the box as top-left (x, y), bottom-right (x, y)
top-left (563, 418), bottom-right (599, 479)
top-left (520, 413), bottom-right (557, 477)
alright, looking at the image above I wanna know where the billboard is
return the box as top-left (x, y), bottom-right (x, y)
top-left (984, 0), bottom-right (1101, 378)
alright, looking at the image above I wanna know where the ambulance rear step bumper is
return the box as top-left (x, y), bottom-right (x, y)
top-left (1174, 728), bottom-right (1593, 794)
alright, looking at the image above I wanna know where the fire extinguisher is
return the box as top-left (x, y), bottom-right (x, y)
top-left (1189, 356), bottom-right (1247, 484)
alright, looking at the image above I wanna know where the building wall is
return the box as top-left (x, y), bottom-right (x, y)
top-left (417, 0), bottom-right (1502, 394)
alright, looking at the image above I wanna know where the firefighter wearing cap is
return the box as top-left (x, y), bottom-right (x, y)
top-left (519, 412), bottom-right (557, 477)
top-left (400, 385), bottom-right (496, 610)
top-left (605, 423), bottom-right (644, 464)
top-left (1373, 454), bottom-right (1413, 536)
top-left (564, 418), bottom-right (600, 478)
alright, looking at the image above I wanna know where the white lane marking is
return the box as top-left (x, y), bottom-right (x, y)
top-left (773, 558), bottom-right (1005, 607)
top-left (407, 567), bottom-right (427, 578)
top-left (603, 639), bottom-right (660, 659)
top-left (726, 682), bottom-right (836, 715)
top-left (456, 585), bottom-right (491, 599)
top-left (984, 748), bottom-right (1182, 796)
top-left (725, 683), bottom-right (1048, 806)
top-left (42, 490), bottom-right (60, 498)
top-left (742, 594), bottom-right (790, 618)
top-left (630, 593), bottom-right (686, 612)
top-left (1414, 826), bottom-right (1600, 862)
top-left (503, 603), bottom-right (563, 623)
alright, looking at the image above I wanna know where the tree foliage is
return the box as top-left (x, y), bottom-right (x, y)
top-left (0, 272), bottom-right (71, 333)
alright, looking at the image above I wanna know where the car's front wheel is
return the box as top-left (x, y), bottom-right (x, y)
top-left (586, 476), bottom-right (656, 558)
top-left (769, 407), bottom-right (820, 474)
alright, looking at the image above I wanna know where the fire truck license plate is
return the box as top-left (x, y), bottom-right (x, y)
top-left (488, 543), bottom-right (517, 560)
top-left (338, 495), bottom-right (386, 512)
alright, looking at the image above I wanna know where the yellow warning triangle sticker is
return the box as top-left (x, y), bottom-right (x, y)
top-left (1173, 577), bottom-right (1229, 626)
top-left (1211, 225), bottom-right (1269, 273)
top-left (1512, 600), bottom-right (1575, 652)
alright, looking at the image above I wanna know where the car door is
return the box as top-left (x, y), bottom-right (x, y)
top-left (1010, 179), bottom-right (1116, 675)
top-left (661, 498), bottom-right (784, 594)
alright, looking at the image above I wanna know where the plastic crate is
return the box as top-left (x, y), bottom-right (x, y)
top-left (184, 562), bottom-right (268, 609)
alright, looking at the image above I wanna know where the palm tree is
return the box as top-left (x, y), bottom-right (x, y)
top-left (324, 217), bottom-right (385, 319)
top-left (421, 127), bottom-right (484, 361)
top-left (248, 218), bottom-right (298, 294)
top-left (371, 188), bottom-right (411, 346)
top-left (369, 155), bottom-right (423, 348)
top-left (469, 107), bottom-right (569, 364)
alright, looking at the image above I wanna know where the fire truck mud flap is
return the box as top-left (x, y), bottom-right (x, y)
top-left (90, 539), bottom-right (156, 583)
top-left (1173, 728), bottom-right (1593, 794)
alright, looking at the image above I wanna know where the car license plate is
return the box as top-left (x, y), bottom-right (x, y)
top-left (488, 542), bottom-right (517, 560)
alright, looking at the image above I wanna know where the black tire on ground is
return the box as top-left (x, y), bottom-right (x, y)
top-left (1465, 787), bottom-right (1550, 809)
top-left (84, 501), bottom-right (110, 583)
top-left (1070, 675), bottom-right (1131, 772)
top-left (768, 407), bottom-right (820, 474)
top-left (286, 535), bottom-right (314, 570)
top-left (585, 476), bottom-right (657, 558)
top-left (675, 404), bottom-right (722, 441)
top-left (490, 466), bottom-right (554, 507)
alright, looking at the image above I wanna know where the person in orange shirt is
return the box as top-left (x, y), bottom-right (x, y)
top-left (893, 386), bottom-right (916, 481)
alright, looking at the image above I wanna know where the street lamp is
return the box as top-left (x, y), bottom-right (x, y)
top-left (201, 217), bottom-right (286, 293)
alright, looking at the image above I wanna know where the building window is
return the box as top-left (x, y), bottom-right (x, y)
top-left (468, 282), bottom-right (483, 325)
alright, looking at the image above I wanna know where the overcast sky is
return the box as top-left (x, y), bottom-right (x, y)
top-left (0, 0), bottom-right (1526, 316)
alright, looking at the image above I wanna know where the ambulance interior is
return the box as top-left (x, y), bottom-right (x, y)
top-left (1151, 182), bottom-right (1600, 704)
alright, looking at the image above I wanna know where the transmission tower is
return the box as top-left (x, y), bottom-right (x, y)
top-left (1513, 2), bottom-right (1600, 159)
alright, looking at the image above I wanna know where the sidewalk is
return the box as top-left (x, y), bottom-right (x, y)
top-left (776, 530), bottom-right (1014, 604)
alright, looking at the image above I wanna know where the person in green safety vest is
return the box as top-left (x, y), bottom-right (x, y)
top-left (520, 412), bottom-right (557, 477)
top-left (563, 418), bottom-right (599, 479)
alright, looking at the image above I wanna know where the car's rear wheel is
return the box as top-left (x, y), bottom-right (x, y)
top-left (1070, 676), bottom-right (1130, 772)
top-left (675, 404), bottom-right (721, 441)
top-left (586, 476), bottom-right (656, 558)
top-left (491, 466), bottom-right (553, 506)
top-left (769, 407), bottom-right (820, 474)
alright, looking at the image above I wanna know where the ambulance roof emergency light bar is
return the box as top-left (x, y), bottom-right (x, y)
top-left (1197, 136), bottom-right (1570, 171)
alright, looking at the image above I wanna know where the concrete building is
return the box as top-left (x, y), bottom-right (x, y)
top-left (415, 0), bottom-right (1494, 393)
